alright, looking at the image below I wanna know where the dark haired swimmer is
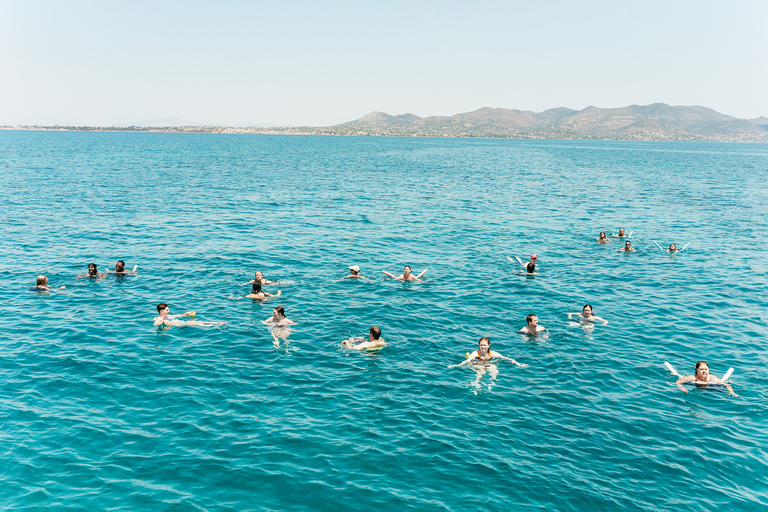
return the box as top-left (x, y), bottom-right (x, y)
top-left (597, 232), bottom-right (610, 244)
top-left (109, 260), bottom-right (137, 274)
top-left (448, 337), bottom-right (527, 368)
top-left (676, 361), bottom-right (737, 396)
top-left (520, 314), bottom-right (546, 334)
top-left (78, 263), bottom-right (106, 279)
top-left (262, 306), bottom-right (296, 327)
top-left (620, 241), bottom-right (636, 252)
top-left (568, 304), bottom-right (608, 326)
top-left (153, 303), bottom-right (224, 327)
top-left (242, 270), bottom-right (276, 287)
top-left (342, 326), bottom-right (386, 350)
top-left (232, 281), bottom-right (282, 300)
top-left (31, 275), bottom-right (65, 291)
top-left (667, 244), bottom-right (679, 254)
top-left (612, 228), bottom-right (628, 238)
top-left (382, 265), bottom-right (427, 282)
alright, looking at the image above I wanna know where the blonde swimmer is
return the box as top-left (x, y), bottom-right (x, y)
top-left (448, 337), bottom-right (527, 368)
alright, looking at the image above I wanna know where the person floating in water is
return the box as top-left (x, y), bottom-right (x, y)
top-left (596, 232), bottom-right (611, 244)
top-left (382, 265), bottom-right (427, 281)
top-left (31, 275), bottom-right (65, 292)
top-left (109, 260), bottom-right (137, 275)
top-left (612, 228), bottom-right (628, 238)
top-left (242, 270), bottom-right (276, 287)
top-left (667, 244), bottom-right (679, 254)
top-left (507, 254), bottom-right (538, 274)
top-left (520, 314), bottom-right (546, 334)
top-left (261, 306), bottom-right (296, 327)
top-left (153, 303), bottom-right (225, 327)
top-left (676, 361), bottom-right (737, 396)
top-left (341, 265), bottom-right (367, 280)
top-left (78, 263), bottom-right (106, 279)
top-left (568, 304), bottom-right (608, 326)
top-left (620, 241), bottom-right (636, 252)
top-left (342, 326), bottom-right (386, 350)
top-left (448, 337), bottom-right (527, 368)
top-left (231, 281), bottom-right (282, 300)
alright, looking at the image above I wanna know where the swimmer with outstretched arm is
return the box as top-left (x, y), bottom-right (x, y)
top-left (32, 275), bottom-right (65, 291)
top-left (596, 232), bottom-right (611, 244)
top-left (77, 263), bottom-right (106, 280)
top-left (241, 270), bottom-right (276, 287)
top-left (261, 306), bottom-right (297, 327)
top-left (382, 265), bottom-right (427, 281)
top-left (341, 265), bottom-right (367, 280)
top-left (342, 326), bottom-right (386, 350)
top-left (153, 303), bottom-right (225, 327)
top-left (612, 228), bottom-right (632, 238)
top-left (507, 254), bottom-right (538, 274)
top-left (520, 314), bottom-right (547, 334)
top-left (448, 337), bottom-right (527, 368)
top-left (568, 304), bottom-right (608, 326)
top-left (108, 260), bottom-right (137, 274)
top-left (231, 281), bottom-right (282, 300)
top-left (675, 361), bottom-right (737, 396)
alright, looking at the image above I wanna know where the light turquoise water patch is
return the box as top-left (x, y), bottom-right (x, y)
top-left (1, 131), bottom-right (767, 510)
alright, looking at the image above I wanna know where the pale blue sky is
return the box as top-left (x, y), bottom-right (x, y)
top-left (1, 0), bottom-right (766, 126)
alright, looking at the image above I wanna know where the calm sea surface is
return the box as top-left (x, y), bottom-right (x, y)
top-left (1, 131), bottom-right (767, 511)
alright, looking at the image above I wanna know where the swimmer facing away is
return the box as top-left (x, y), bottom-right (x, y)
top-left (448, 337), bottom-right (527, 368)
top-left (241, 270), bottom-right (276, 287)
top-left (567, 304), bottom-right (608, 326)
top-left (596, 232), bottom-right (611, 244)
top-left (383, 265), bottom-right (427, 282)
top-left (341, 265), bottom-right (367, 280)
top-left (153, 303), bottom-right (225, 327)
top-left (620, 241), bottom-right (637, 252)
top-left (78, 263), bottom-right (106, 279)
top-left (676, 361), bottom-right (737, 396)
top-left (520, 314), bottom-right (547, 334)
top-left (231, 281), bottom-right (282, 300)
top-left (342, 326), bottom-right (386, 350)
top-left (32, 275), bottom-right (65, 291)
top-left (261, 306), bottom-right (297, 327)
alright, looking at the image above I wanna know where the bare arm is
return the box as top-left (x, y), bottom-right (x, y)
top-left (448, 351), bottom-right (477, 368)
top-left (492, 351), bottom-right (528, 367)
top-left (711, 376), bottom-right (738, 396)
top-left (676, 375), bottom-right (695, 393)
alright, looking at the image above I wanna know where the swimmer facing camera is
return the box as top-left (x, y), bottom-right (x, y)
top-left (676, 361), bottom-right (737, 396)
top-left (383, 265), bottom-right (427, 282)
top-left (448, 337), bottom-right (526, 368)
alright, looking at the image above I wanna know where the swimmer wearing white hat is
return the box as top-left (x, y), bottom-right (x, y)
top-left (341, 265), bottom-right (367, 280)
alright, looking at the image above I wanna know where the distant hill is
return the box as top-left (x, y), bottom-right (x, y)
top-left (327, 103), bottom-right (768, 142)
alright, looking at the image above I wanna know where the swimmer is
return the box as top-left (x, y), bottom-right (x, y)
top-left (78, 263), bottom-right (106, 279)
top-left (382, 265), bottom-right (427, 281)
top-left (667, 243), bottom-right (679, 254)
top-left (261, 306), bottom-right (297, 327)
top-left (619, 240), bottom-right (636, 252)
top-left (612, 228), bottom-right (627, 238)
top-left (31, 275), bottom-right (65, 291)
top-left (109, 260), bottom-right (137, 274)
top-left (676, 361), bottom-right (737, 396)
top-left (448, 337), bottom-right (527, 368)
top-left (153, 303), bottom-right (225, 327)
top-left (567, 304), bottom-right (608, 326)
top-left (596, 232), bottom-right (611, 244)
top-left (519, 314), bottom-right (546, 334)
top-left (342, 326), bottom-right (387, 350)
top-left (507, 254), bottom-right (538, 271)
top-left (241, 270), bottom-right (276, 287)
top-left (341, 265), bottom-right (367, 280)
top-left (232, 281), bottom-right (282, 300)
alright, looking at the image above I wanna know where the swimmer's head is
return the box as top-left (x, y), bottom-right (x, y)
top-left (695, 361), bottom-right (709, 377)
top-left (530, 254), bottom-right (537, 262)
top-left (88, 263), bottom-right (98, 275)
top-left (599, 231), bottom-right (606, 238)
top-left (255, 270), bottom-right (264, 280)
top-left (669, 244), bottom-right (676, 251)
top-left (404, 265), bottom-right (411, 274)
top-left (526, 314), bottom-right (538, 326)
top-left (625, 241), bottom-right (631, 248)
top-left (349, 265), bottom-right (360, 275)
top-left (369, 325), bottom-right (381, 340)
top-left (478, 337), bottom-right (490, 352)
top-left (37, 275), bottom-right (47, 286)
top-left (156, 303), bottom-right (169, 314)
top-left (252, 281), bottom-right (262, 294)
top-left (116, 260), bottom-right (126, 271)
top-left (274, 306), bottom-right (285, 318)
top-left (526, 262), bottom-right (535, 273)
top-left (583, 304), bottom-right (593, 315)
top-left (619, 228), bottom-right (625, 235)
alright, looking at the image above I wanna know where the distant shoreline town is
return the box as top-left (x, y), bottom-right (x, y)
top-left (3, 103), bottom-right (768, 143)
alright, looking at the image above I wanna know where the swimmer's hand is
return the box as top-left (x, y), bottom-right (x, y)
top-left (184, 311), bottom-right (196, 316)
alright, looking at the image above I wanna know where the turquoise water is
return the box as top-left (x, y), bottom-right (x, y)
top-left (1, 131), bottom-right (767, 510)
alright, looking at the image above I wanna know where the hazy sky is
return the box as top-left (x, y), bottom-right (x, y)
top-left (1, 0), bottom-right (766, 126)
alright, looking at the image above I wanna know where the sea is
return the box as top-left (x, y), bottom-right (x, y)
top-left (1, 130), bottom-right (767, 511)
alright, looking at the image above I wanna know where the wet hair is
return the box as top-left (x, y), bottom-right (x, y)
top-left (370, 326), bottom-right (382, 340)
top-left (669, 244), bottom-right (676, 250)
top-left (599, 231), bottom-right (606, 237)
top-left (274, 306), bottom-right (285, 317)
top-left (116, 260), bottom-right (126, 268)
top-left (404, 265), bottom-right (411, 272)
top-left (255, 270), bottom-right (263, 278)
top-left (695, 361), bottom-right (709, 371)
top-left (156, 303), bottom-right (169, 313)
top-left (526, 314), bottom-right (537, 324)
top-left (88, 263), bottom-right (98, 274)
top-left (625, 241), bottom-right (631, 247)
top-left (478, 336), bottom-right (491, 347)
top-left (36, 275), bottom-right (47, 286)
top-left (583, 304), bottom-right (593, 313)
top-left (526, 262), bottom-right (535, 273)
top-left (251, 281), bottom-right (262, 294)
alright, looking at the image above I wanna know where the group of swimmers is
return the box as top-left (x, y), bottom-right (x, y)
top-left (30, 238), bottom-right (735, 395)
top-left (596, 227), bottom-right (683, 254)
